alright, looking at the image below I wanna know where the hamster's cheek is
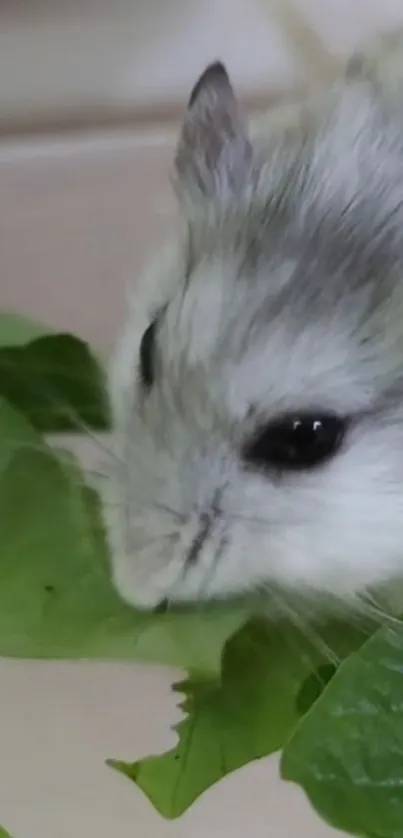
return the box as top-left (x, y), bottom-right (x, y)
top-left (216, 446), bottom-right (403, 602)
top-left (266, 477), bottom-right (403, 600)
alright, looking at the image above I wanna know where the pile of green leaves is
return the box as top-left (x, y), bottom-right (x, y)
top-left (1, 311), bottom-right (402, 838)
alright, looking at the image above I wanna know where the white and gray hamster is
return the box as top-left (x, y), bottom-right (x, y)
top-left (102, 29), bottom-right (403, 614)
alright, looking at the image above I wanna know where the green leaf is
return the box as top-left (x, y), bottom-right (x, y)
top-left (0, 311), bottom-right (50, 345)
top-left (0, 312), bottom-right (109, 431)
top-left (0, 828), bottom-right (12, 837)
top-left (0, 397), bottom-right (45, 471)
top-left (0, 402), bottom-right (246, 674)
top-left (282, 623), bottom-right (403, 838)
top-left (110, 617), bottom-right (372, 818)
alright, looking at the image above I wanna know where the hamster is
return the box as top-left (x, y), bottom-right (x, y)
top-left (102, 29), bottom-right (403, 615)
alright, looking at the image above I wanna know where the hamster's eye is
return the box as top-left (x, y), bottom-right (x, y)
top-left (139, 319), bottom-right (157, 388)
top-left (243, 413), bottom-right (346, 472)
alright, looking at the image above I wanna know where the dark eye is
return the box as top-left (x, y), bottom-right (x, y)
top-left (243, 413), bottom-right (346, 472)
top-left (139, 319), bottom-right (157, 388)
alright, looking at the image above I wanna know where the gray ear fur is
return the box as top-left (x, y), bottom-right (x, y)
top-left (174, 62), bottom-right (253, 203)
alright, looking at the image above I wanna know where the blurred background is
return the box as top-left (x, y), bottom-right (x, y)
top-left (1, 0), bottom-right (403, 352)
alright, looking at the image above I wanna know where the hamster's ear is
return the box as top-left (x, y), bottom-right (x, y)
top-left (174, 62), bottom-right (253, 204)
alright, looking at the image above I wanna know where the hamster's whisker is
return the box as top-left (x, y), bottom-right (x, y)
top-left (80, 468), bottom-right (109, 481)
top-left (0, 437), bottom-right (111, 487)
top-left (2, 437), bottom-right (50, 455)
top-left (70, 469), bottom-right (110, 488)
top-left (100, 499), bottom-right (187, 530)
top-left (2, 372), bottom-right (121, 464)
top-left (225, 511), bottom-right (299, 531)
top-left (152, 502), bottom-right (187, 523)
top-left (190, 536), bottom-right (227, 601)
top-left (268, 586), bottom-right (341, 667)
top-left (358, 592), bottom-right (403, 630)
top-left (52, 405), bottom-right (120, 462)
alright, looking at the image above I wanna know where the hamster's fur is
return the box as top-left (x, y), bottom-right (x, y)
top-left (102, 28), bottom-right (403, 613)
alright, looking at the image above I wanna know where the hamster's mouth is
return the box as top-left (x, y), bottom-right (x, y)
top-left (151, 591), bottom-right (263, 616)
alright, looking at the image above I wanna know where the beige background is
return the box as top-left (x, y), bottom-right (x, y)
top-left (2, 1), bottom-right (403, 835)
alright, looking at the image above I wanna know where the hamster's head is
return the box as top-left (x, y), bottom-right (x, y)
top-left (103, 62), bottom-right (403, 612)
